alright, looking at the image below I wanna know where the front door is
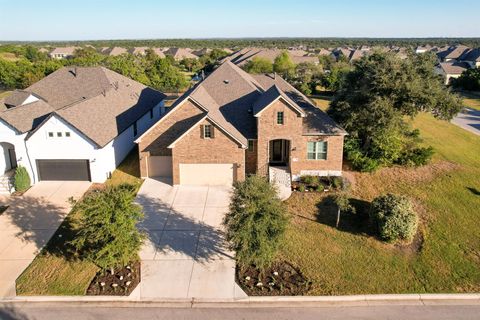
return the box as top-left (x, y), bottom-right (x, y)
top-left (8, 148), bottom-right (17, 170)
top-left (272, 140), bottom-right (283, 162)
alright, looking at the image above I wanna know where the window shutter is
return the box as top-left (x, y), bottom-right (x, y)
top-left (200, 125), bottom-right (204, 138)
top-left (210, 126), bottom-right (215, 138)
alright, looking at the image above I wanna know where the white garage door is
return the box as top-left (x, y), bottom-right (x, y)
top-left (149, 156), bottom-right (172, 177)
top-left (179, 163), bottom-right (234, 186)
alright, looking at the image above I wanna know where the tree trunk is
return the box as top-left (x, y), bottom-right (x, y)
top-left (336, 208), bottom-right (341, 228)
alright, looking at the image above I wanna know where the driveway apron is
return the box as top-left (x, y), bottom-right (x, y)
top-left (136, 178), bottom-right (247, 299)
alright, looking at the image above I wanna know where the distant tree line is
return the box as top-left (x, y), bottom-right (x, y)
top-left (0, 46), bottom-right (229, 92)
top-left (1, 37), bottom-right (480, 50)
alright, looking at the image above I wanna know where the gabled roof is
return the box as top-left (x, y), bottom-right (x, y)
top-left (0, 66), bottom-right (165, 147)
top-left (437, 45), bottom-right (471, 60)
top-left (253, 84), bottom-right (306, 117)
top-left (252, 74), bottom-right (346, 136)
top-left (439, 61), bottom-right (470, 75)
top-left (459, 48), bottom-right (480, 62)
top-left (107, 47), bottom-right (128, 56)
top-left (164, 48), bottom-right (199, 60)
top-left (3, 90), bottom-right (34, 107)
top-left (139, 60), bottom-right (345, 146)
top-left (50, 47), bottom-right (77, 55)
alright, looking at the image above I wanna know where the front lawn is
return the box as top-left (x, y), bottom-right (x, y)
top-left (16, 149), bottom-right (143, 295)
top-left (280, 113), bottom-right (480, 295)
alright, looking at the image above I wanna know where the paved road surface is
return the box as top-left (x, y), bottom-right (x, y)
top-left (1, 303), bottom-right (480, 320)
top-left (451, 107), bottom-right (480, 136)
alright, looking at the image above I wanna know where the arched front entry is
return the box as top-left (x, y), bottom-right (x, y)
top-left (0, 142), bottom-right (17, 174)
top-left (269, 139), bottom-right (290, 166)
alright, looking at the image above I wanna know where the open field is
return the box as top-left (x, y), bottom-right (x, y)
top-left (281, 112), bottom-right (480, 295)
top-left (16, 150), bottom-right (143, 295)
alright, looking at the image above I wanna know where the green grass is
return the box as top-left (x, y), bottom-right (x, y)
top-left (16, 149), bottom-right (144, 295)
top-left (281, 113), bottom-right (480, 295)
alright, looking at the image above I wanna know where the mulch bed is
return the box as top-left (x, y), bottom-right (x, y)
top-left (86, 261), bottom-right (140, 296)
top-left (236, 261), bottom-right (311, 296)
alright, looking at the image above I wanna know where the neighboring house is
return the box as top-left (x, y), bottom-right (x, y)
top-left (192, 48), bottom-right (212, 57)
top-left (226, 48), bottom-right (319, 66)
top-left (106, 47), bottom-right (128, 56)
top-left (415, 45), bottom-right (432, 54)
top-left (130, 47), bottom-right (149, 56)
top-left (435, 61), bottom-right (470, 84)
top-left (49, 47), bottom-right (77, 59)
top-left (152, 48), bottom-right (166, 58)
top-left (0, 67), bottom-right (165, 188)
top-left (164, 48), bottom-right (199, 60)
top-left (437, 45), bottom-right (471, 62)
top-left (459, 48), bottom-right (480, 68)
top-left (135, 61), bottom-right (346, 186)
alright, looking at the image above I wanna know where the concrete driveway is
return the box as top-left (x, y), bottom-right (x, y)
top-left (451, 107), bottom-right (480, 136)
top-left (135, 178), bottom-right (247, 299)
top-left (0, 181), bottom-right (91, 298)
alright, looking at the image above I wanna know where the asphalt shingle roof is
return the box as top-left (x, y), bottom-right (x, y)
top-left (0, 67), bottom-right (165, 147)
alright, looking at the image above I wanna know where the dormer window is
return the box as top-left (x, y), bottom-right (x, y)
top-left (277, 112), bottom-right (284, 125)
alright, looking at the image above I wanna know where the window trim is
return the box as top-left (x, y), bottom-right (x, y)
top-left (276, 111), bottom-right (284, 125)
top-left (307, 141), bottom-right (328, 160)
top-left (203, 124), bottom-right (213, 139)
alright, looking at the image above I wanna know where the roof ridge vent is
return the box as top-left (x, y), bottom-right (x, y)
top-left (223, 79), bottom-right (229, 84)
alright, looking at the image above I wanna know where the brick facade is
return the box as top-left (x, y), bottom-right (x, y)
top-left (137, 99), bottom-right (205, 177)
top-left (172, 118), bottom-right (245, 184)
top-left (256, 99), bottom-right (344, 178)
top-left (245, 139), bottom-right (257, 175)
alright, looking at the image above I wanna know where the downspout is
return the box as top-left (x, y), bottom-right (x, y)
top-left (23, 138), bottom-right (37, 184)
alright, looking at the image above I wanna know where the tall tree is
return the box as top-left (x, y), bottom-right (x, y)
top-left (329, 51), bottom-right (463, 171)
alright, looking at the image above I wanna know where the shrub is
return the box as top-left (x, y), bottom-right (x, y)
top-left (14, 166), bottom-right (30, 192)
top-left (331, 176), bottom-right (343, 189)
top-left (301, 175), bottom-right (319, 186)
top-left (223, 175), bottom-right (288, 271)
top-left (396, 146), bottom-right (434, 166)
top-left (370, 194), bottom-right (418, 243)
top-left (71, 184), bottom-right (145, 272)
top-left (298, 184), bottom-right (306, 192)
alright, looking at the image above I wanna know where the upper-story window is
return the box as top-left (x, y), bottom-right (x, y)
top-left (203, 124), bottom-right (213, 138)
top-left (277, 111), bottom-right (284, 125)
top-left (307, 141), bottom-right (328, 160)
top-left (57, 132), bottom-right (62, 137)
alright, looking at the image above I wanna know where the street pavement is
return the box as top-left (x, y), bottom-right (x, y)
top-left (1, 302), bottom-right (479, 320)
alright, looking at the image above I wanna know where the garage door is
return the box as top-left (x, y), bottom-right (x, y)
top-left (179, 163), bottom-right (234, 186)
top-left (37, 159), bottom-right (91, 181)
top-left (148, 156), bottom-right (172, 177)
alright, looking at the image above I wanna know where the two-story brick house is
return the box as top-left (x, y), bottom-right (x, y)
top-left (135, 61), bottom-right (346, 186)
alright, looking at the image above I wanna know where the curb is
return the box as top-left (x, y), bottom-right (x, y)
top-left (1, 294), bottom-right (479, 307)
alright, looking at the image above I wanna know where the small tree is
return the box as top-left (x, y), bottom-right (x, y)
top-left (332, 192), bottom-right (355, 228)
top-left (244, 57), bottom-right (273, 74)
top-left (273, 51), bottom-right (296, 79)
top-left (370, 194), bottom-right (418, 243)
top-left (14, 166), bottom-right (31, 192)
top-left (223, 175), bottom-right (288, 271)
top-left (71, 184), bottom-right (145, 273)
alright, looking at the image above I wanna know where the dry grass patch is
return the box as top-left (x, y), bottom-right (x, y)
top-left (280, 112), bottom-right (480, 295)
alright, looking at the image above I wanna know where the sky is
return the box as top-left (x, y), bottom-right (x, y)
top-left (0, 0), bottom-right (479, 41)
